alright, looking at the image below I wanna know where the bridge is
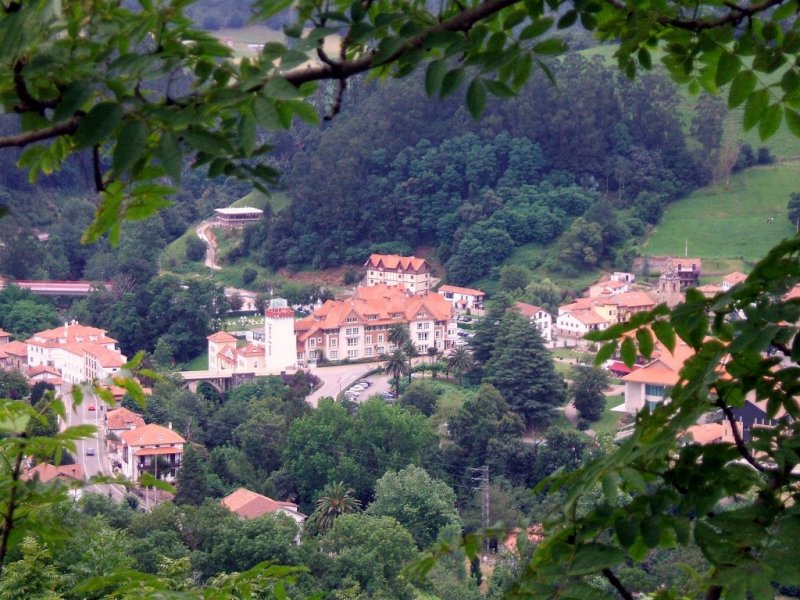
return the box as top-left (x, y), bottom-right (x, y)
top-left (0, 279), bottom-right (113, 297)
top-left (178, 368), bottom-right (297, 393)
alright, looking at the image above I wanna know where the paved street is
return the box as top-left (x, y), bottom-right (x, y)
top-left (61, 385), bottom-right (127, 502)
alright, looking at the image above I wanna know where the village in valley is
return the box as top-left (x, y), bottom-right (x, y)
top-left (0, 243), bottom-right (782, 516)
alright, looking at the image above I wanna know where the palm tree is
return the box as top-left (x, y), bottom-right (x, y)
top-left (312, 481), bottom-right (361, 534)
top-left (385, 349), bottom-right (409, 396)
top-left (448, 346), bottom-right (474, 385)
top-left (388, 323), bottom-right (410, 349)
top-left (403, 339), bottom-right (418, 383)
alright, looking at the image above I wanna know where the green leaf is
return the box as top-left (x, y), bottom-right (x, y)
top-left (284, 100), bottom-right (320, 125)
top-left (263, 77), bottom-right (304, 100)
top-left (533, 38), bottom-right (566, 55)
top-left (615, 517), bottom-right (639, 548)
top-left (743, 89), bottom-right (769, 131)
top-left (636, 328), bottom-right (654, 359)
top-left (594, 341), bottom-right (617, 365)
top-left (466, 78), bottom-right (487, 119)
top-left (112, 119), bottom-right (148, 175)
top-left (759, 103), bottom-right (783, 140)
top-left (568, 543), bottom-right (625, 575)
top-left (183, 128), bottom-right (234, 156)
top-left (425, 60), bottom-right (447, 97)
top-left (641, 517), bottom-right (661, 548)
top-left (716, 50), bottom-right (741, 86)
top-left (602, 473), bottom-right (618, 504)
top-left (728, 70), bottom-right (757, 109)
top-left (520, 17), bottom-right (553, 40)
top-left (73, 102), bottom-right (123, 149)
top-left (440, 68), bottom-right (465, 98)
top-left (254, 96), bottom-right (283, 130)
top-left (620, 336), bottom-right (636, 367)
top-left (788, 109), bottom-right (800, 140)
top-left (157, 132), bottom-right (182, 184)
top-left (485, 80), bottom-right (515, 97)
top-left (53, 82), bottom-right (93, 123)
top-left (557, 10), bottom-right (577, 29)
top-left (637, 47), bottom-right (652, 70)
top-left (238, 114), bottom-right (256, 156)
top-left (651, 319), bottom-right (676, 354)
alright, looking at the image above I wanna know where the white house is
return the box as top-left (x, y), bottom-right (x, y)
top-left (621, 340), bottom-right (694, 414)
top-left (513, 302), bottom-right (553, 341)
top-left (438, 284), bottom-right (486, 312)
top-left (118, 423), bottom-right (185, 482)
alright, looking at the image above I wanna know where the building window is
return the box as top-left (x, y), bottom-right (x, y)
top-left (330, 351), bottom-right (338, 360)
top-left (346, 317), bottom-right (357, 323)
top-left (378, 334), bottom-right (384, 343)
top-left (345, 327), bottom-right (359, 336)
top-left (377, 346), bottom-right (385, 354)
top-left (418, 332), bottom-right (429, 341)
top-left (330, 338), bottom-right (338, 347)
top-left (309, 338), bottom-right (316, 348)
top-left (347, 338), bottom-right (358, 347)
top-left (646, 400), bottom-right (660, 412)
top-left (365, 335), bottom-right (372, 344)
top-left (347, 349), bottom-right (358, 359)
top-left (645, 384), bottom-right (666, 397)
top-left (365, 347), bottom-right (373, 357)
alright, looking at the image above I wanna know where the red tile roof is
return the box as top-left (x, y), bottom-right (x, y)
top-left (438, 284), bottom-right (486, 297)
top-left (22, 462), bottom-right (85, 483)
top-left (221, 487), bottom-right (303, 519)
top-left (207, 331), bottom-right (237, 343)
top-left (83, 342), bottom-right (126, 368)
top-left (295, 285), bottom-right (452, 339)
top-left (106, 407), bottom-right (146, 431)
top-left (120, 423), bottom-right (185, 447)
top-left (0, 341), bottom-right (27, 356)
top-left (364, 254), bottom-right (429, 272)
top-left (723, 271), bottom-right (747, 285)
top-left (514, 302), bottom-right (545, 318)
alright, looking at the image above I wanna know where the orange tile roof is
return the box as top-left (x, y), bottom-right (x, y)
top-left (120, 423), bottom-right (185, 446)
top-left (438, 284), bottom-right (486, 297)
top-left (514, 302), bottom-right (545, 318)
top-left (570, 309), bottom-right (610, 325)
top-left (686, 423), bottom-right (726, 444)
top-left (221, 488), bottom-right (303, 519)
top-left (295, 285), bottom-right (453, 335)
top-left (28, 323), bottom-right (117, 346)
top-left (0, 341), bottom-right (27, 356)
top-left (0, 328), bottom-right (10, 338)
top-left (207, 331), bottom-right (237, 343)
top-left (22, 462), bottom-right (85, 483)
top-left (364, 254), bottom-right (429, 272)
top-left (613, 290), bottom-right (657, 308)
top-left (786, 284), bottom-right (800, 300)
top-left (238, 343), bottom-right (264, 356)
top-left (27, 365), bottom-right (61, 378)
top-left (106, 407), bottom-right (146, 431)
top-left (723, 271), bottom-right (747, 285)
top-left (83, 343), bottom-right (126, 368)
top-left (669, 257), bottom-right (702, 270)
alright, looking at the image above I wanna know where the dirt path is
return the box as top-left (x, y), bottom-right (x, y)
top-left (196, 221), bottom-right (222, 270)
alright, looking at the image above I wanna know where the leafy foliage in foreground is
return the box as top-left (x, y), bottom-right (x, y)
top-left (414, 235), bottom-right (800, 599)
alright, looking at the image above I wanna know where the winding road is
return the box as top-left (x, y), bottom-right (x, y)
top-left (196, 221), bottom-right (222, 270)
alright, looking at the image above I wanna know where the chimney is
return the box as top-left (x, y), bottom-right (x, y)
top-left (168, 422), bottom-right (172, 430)
top-left (64, 322), bottom-right (68, 337)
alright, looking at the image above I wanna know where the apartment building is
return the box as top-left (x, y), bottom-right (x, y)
top-left (363, 254), bottom-right (432, 294)
top-left (26, 322), bottom-right (126, 383)
top-left (295, 285), bottom-right (456, 365)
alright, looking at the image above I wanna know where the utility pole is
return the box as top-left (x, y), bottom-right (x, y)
top-left (470, 465), bottom-right (490, 559)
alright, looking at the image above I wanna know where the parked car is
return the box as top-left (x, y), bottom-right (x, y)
top-left (86, 447), bottom-right (96, 456)
top-left (356, 380), bottom-right (372, 387)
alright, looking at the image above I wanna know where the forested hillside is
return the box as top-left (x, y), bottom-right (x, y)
top-left (236, 54), bottom-right (730, 284)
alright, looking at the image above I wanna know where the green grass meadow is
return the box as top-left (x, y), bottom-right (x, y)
top-left (644, 161), bottom-right (800, 266)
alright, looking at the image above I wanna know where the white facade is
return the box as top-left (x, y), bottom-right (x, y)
top-left (265, 298), bottom-right (297, 371)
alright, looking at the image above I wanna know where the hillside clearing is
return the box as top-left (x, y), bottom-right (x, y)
top-left (643, 161), bottom-right (800, 268)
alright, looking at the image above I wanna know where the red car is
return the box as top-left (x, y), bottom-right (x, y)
top-left (87, 404), bottom-right (96, 411)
